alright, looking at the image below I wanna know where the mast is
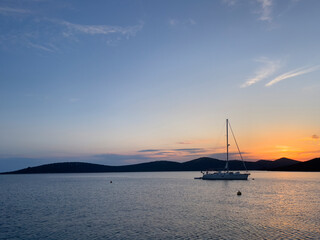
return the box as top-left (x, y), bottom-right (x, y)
top-left (226, 119), bottom-right (229, 172)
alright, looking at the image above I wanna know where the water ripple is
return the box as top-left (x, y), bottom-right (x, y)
top-left (0, 172), bottom-right (319, 240)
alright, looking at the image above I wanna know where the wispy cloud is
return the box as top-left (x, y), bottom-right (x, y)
top-left (209, 151), bottom-right (249, 160)
top-left (0, 16), bottom-right (144, 52)
top-left (168, 19), bottom-right (179, 26)
top-left (138, 149), bottom-right (161, 153)
top-left (173, 148), bottom-right (206, 154)
top-left (138, 148), bottom-right (206, 154)
top-left (27, 42), bottom-right (55, 52)
top-left (168, 18), bottom-right (196, 27)
top-left (0, 7), bottom-right (31, 15)
top-left (94, 148), bottom-right (211, 165)
top-left (256, 0), bottom-right (273, 22)
top-left (176, 141), bottom-right (193, 145)
top-left (301, 135), bottom-right (320, 143)
top-left (58, 20), bottom-right (144, 37)
top-left (223, 0), bottom-right (274, 22)
top-left (265, 65), bottom-right (320, 87)
top-left (241, 58), bottom-right (280, 88)
top-left (222, 0), bottom-right (237, 6)
top-left (93, 153), bottom-right (152, 165)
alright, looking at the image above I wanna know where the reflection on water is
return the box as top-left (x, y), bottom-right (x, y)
top-left (0, 171), bottom-right (319, 240)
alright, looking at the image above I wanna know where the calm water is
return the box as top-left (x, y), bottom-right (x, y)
top-left (1, 171), bottom-right (320, 240)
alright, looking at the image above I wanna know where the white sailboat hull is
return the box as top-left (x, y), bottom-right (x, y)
top-left (202, 172), bottom-right (250, 180)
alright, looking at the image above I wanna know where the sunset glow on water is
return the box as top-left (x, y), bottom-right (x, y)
top-left (1, 172), bottom-right (319, 239)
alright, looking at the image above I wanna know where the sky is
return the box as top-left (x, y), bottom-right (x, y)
top-left (1, 0), bottom-right (320, 171)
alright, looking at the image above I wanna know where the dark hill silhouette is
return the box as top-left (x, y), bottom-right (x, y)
top-left (5, 162), bottom-right (113, 174)
top-left (271, 158), bottom-right (320, 171)
top-left (116, 160), bottom-right (182, 172)
top-left (2, 161), bottom-right (183, 174)
top-left (252, 157), bottom-right (299, 170)
top-left (181, 157), bottom-right (224, 171)
top-left (1, 157), bottom-right (305, 174)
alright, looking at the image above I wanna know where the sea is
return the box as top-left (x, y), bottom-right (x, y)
top-left (1, 171), bottom-right (319, 240)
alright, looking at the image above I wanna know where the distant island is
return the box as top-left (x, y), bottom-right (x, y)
top-left (1, 157), bottom-right (319, 174)
top-left (270, 158), bottom-right (320, 171)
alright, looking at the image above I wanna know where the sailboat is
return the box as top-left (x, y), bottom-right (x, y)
top-left (201, 119), bottom-right (250, 180)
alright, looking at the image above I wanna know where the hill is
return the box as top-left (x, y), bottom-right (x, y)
top-left (271, 158), bottom-right (320, 171)
top-left (1, 157), bottom-right (303, 174)
top-left (251, 157), bottom-right (299, 170)
top-left (1, 161), bottom-right (182, 174)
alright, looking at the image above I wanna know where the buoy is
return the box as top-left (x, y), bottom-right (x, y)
top-left (110, 181), bottom-right (112, 183)
top-left (237, 191), bottom-right (242, 196)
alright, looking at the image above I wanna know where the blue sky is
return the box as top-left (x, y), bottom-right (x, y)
top-left (1, 0), bottom-right (320, 171)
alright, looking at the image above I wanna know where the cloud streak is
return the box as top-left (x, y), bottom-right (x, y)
top-left (27, 42), bottom-right (55, 52)
top-left (241, 58), bottom-right (280, 87)
top-left (138, 148), bottom-right (207, 155)
top-left (138, 149), bottom-right (161, 153)
top-left (257, 0), bottom-right (273, 22)
top-left (173, 148), bottom-right (206, 154)
top-left (168, 18), bottom-right (196, 27)
top-left (222, 0), bottom-right (237, 6)
top-left (93, 153), bottom-right (152, 165)
top-left (176, 141), bottom-right (193, 145)
top-left (0, 18), bottom-right (144, 52)
top-left (58, 20), bottom-right (144, 37)
top-left (223, 0), bottom-right (274, 22)
top-left (92, 148), bottom-right (212, 165)
top-left (0, 7), bottom-right (31, 15)
top-left (0, 4), bottom-right (144, 52)
top-left (209, 151), bottom-right (249, 160)
top-left (265, 65), bottom-right (320, 87)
